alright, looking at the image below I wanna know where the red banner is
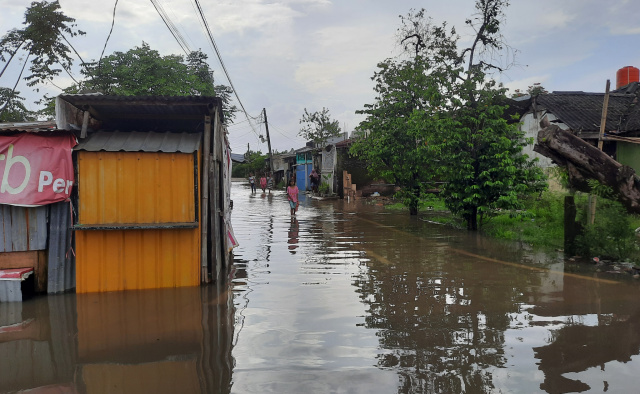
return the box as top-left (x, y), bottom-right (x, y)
top-left (0, 133), bottom-right (77, 207)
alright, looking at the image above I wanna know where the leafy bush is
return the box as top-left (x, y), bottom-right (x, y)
top-left (576, 199), bottom-right (639, 261)
top-left (318, 182), bottom-right (331, 194)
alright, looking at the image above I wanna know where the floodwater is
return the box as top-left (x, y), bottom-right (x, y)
top-left (3, 182), bottom-right (640, 393)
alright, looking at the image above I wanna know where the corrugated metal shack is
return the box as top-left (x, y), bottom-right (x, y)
top-left (57, 94), bottom-right (235, 293)
top-left (0, 95), bottom-right (236, 296)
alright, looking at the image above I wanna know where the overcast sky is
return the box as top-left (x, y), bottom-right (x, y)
top-left (2, 0), bottom-right (640, 153)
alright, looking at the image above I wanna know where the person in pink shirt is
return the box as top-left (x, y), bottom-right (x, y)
top-left (286, 179), bottom-right (299, 215)
top-left (260, 174), bottom-right (267, 192)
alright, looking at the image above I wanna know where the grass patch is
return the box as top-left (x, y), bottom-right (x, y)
top-left (385, 191), bottom-right (640, 260)
top-left (482, 191), bottom-right (565, 249)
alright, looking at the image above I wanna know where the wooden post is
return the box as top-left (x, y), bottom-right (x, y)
top-left (263, 108), bottom-right (274, 175)
top-left (80, 110), bottom-right (90, 139)
top-left (589, 80), bottom-right (611, 225)
top-left (201, 115), bottom-right (211, 283)
top-left (211, 108), bottom-right (222, 282)
top-left (597, 80), bottom-right (611, 151)
top-left (564, 195), bottom-right (578, 256)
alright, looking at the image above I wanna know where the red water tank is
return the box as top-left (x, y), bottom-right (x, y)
top-left (616, 66), bottom-right (640, 89)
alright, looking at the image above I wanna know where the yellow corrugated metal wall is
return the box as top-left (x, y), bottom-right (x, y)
top-left (76, 151), bottom-right (201, 293)
top-left (78, 152), bottom-right (196, 224)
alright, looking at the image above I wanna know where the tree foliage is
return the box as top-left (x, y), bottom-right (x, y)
top-left (352, 1), bottom-right (545, 229)
top-left (36, 43), bottom-right (238, 122)
top-left (511, 82), bottom-right (548, 98)
top-left (231, 150), bottom-right (268, 178)
top-left (0, 0), bottom-right (85, 86)
top-left (298, 107), bottom-right (341, 147)
top-left (0, 1), bottom-right (84, 119)
top-left (0, 88), bottom-right (36, 122)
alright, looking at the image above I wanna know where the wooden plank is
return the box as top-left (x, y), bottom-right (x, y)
top-left (201, 114), bottom-right (212, 283)
top-left (74, 222), bottom-right (198, 230)
top-left (34, 250), bottom-right (47, 293)
top-left (597, 79), bottom-right (611, 151)
top-left (0, 250), bottom-right (38, 269)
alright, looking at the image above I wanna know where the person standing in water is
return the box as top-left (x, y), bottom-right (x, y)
top-left (248, 173), bottom-right (256, 193)
top-left (267, 174), bottom-right (274, 194)
top-left (260, 174), bottom-right (267, 193)
top-left (287, 179), bottom-right (299, 215)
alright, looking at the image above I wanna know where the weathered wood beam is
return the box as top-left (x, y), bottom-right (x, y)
top-left (534, 124), bottom-right (640, 214)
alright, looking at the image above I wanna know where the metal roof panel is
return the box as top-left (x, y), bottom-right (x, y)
top-left (75, 131), bottom-right (202, 153)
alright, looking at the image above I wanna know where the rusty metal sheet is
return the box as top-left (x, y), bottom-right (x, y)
top-left (27, 206), bottom-right (48, 250)
top-left (0, 205), bottom-right (48, 252)
top-left (47, 202), bottom-right (75, 294)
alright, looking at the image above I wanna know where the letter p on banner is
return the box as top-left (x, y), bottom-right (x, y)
top-left (0, 133), bottom-right (77, 207)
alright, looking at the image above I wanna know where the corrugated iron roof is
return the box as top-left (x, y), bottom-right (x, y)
top-left (0, 121), bottom-right (59, 133)
top-left (58, 94), bottom-right (224, 132)
top-left (536, 92), bottom-right (640, 133)
top-left (75, 130), bottom-right (202, 153)
top-left (230, 153), bottom-right (246, 163)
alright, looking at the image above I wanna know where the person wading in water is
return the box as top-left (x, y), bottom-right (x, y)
top-left (286, 179), bottom-right (299, 215)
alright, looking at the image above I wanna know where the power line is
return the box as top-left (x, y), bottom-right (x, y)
top-left (190, 0), bottom-right (260, 137)
top-left (97, 0), bottom-right (119, 71)
top-left (149, 0), bottom-right (191, 55)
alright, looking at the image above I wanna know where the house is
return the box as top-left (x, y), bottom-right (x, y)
top-left (57, 94), bottom-right (236, 293)
top-left (520, 67), bottom-right (640, 173)
top-left (294, 146), bottom-right (314, 191)
top-left (0, 94), bottom-right (237, 297)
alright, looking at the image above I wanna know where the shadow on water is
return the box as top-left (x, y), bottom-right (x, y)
top-left (0, 284), bottom-right (235, 394)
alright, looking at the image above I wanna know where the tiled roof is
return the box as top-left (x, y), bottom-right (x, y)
top-left (536, 91), bottom-right (640, 133)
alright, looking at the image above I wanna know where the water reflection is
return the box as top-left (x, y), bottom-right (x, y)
top-left (287, 218), bottom-right (299, 253)
top-left (230, 184), bottom-right (640, 393)
top-left (335, 206), bottom-right (640, 393)
top-left (0, 285), bottom-right (234, 394)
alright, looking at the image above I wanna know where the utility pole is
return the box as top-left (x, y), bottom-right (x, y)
top-left (263, 108), bottom-right (274, 174)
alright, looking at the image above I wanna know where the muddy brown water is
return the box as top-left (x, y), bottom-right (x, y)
top-left (2, 181), bottom-right (640, 393)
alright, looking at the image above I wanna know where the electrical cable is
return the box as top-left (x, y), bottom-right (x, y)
top-left (191, 0), bottom-right (261, 138)
top-left (97, 0), bottom-right (119, 73)
top-left (150, 0), bottom-right (191, 55)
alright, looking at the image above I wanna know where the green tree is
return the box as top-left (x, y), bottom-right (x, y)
top-left (0, 88), bottom-right (36, 122)
top-left (351, 56), bottom-right (445, 214)
top-left (352, 1), bottom-right (545, 229)
top-left (231, 150), bottom-right (268, 178)
top-left (298, 107), bottom-right (341, 148)
top-left (511, 82), bottom-right (548, 98)
top-left (37, 44), bottom-right (238, 122)
top-left (0, 0), bottom-right (84, 118)
top-left (0, 0), bottom-right (84, 85)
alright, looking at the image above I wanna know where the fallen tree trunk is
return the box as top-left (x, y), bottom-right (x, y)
top-left (534, 124), bottom-right (640, 214)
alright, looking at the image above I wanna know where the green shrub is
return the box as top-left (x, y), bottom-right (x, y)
top-left (318, 182), bottom-right (331, 194)
top-left (576, 199), bottom-right (639, 261)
